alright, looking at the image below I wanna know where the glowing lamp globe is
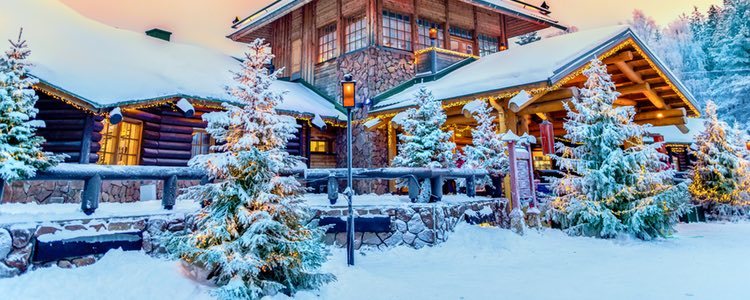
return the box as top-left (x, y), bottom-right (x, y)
top-left (341, 74), bottom-right (357, 108)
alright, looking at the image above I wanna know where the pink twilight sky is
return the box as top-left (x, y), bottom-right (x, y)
top-left (60, 0), bottom-right (721, 55)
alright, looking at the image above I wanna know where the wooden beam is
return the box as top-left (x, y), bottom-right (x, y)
top-left (636, 116), bottom-right (687, 127)
top-left (676, 124), bottom-right (690, 134)
top-left (614, 60), bottom-right (643, 83)
top-left (602, 51), bottom-right (634, 65)
top-left (519, 99), bottom-right (573, 115)
top-left (536, 87), bottom-right (580, 103)
top-left (509, 91), bottom-right (547, 113)
top-left (489, 98), bottom-right (507, 133)
top-left (634, 108), bottom-right (686, 121)
top-left (618, 82), bottom-right (650, 95)
top-left (446, 115), bottom-right (476, 125)
top-left (644, 88), bottom-right (668, 109)
top-left (614, 98), bottom-right (637, 106)
top-left (536, 113), bottom-right (548, 120)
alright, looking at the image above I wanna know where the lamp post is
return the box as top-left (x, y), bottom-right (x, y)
top-left (341, 74), bottom-right (357, 266)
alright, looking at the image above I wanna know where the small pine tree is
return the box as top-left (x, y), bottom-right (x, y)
top-left (689, 101), bottom-right (750, 215)
top-left (0, 29), bottom-right (63, 182)
top-left (165, 39), bottom-right (334, 300)
top-left (462, 100), bottom-right (508, 187)
top-left (515, 32), bottom-right (541, 45)
top-left (549, 59), bottom-right (690, 240)
top-left (392, 86), bottom-right (456, 202)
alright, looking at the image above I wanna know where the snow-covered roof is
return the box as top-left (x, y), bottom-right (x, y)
top-left (0, 0), bottom-right (344, 120)
top-left (648, 118), bottom-right (705, 144)
top-left (373, 25), bottom-right (699, 115)
top-left (229, 0), bottom-right (565, 39)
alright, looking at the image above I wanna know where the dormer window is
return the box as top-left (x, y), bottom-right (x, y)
top-left (318, 23), bottom-right (337, 63)
top-left (416, 19), bottom-right (444, 50)
top-left (345, 15), bottom-right (368, 53)
top-left (382, 11), bottom-right (411, 51)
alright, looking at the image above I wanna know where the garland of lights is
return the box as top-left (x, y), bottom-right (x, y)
top-left (413, 47), bottom-right (480, 60)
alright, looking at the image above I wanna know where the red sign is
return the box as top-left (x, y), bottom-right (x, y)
top-left (540, 120), bottom-right (555, 155)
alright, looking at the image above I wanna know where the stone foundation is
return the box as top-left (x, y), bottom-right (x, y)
top-left (1, 180), bottom-right (201, 204)
top-left (0, 198), bottom-right (508, 278)
top-left (310, 198), bottom-right (509, 250)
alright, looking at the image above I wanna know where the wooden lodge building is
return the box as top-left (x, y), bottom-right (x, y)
top-left (1, 0), bottom-right (701, 202)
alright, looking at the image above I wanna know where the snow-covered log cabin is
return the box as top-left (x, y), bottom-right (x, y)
top-left (0, 0), bottom-right (345, 203)
top-left (229, 0), bottom-right (701, 192)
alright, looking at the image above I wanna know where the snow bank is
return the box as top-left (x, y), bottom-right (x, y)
top-left (0, 200), bottom-right (199, 225)
top-left (3, 222), bottom-right (750, 299)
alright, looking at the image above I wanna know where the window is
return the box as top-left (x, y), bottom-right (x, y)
top-left (345, 15), bottom-right (368, 53)
top-left (382, 11), bottom-right (411, 51)
top-left (310, 140), bottom-right (329, 153)
top-left (449, 27), bottom-right (474, 55)
top-left (98, 119), bottom-right (143, 165)
top-left (478, 34), bottom-right (499, 57)
top-left (191, 129), bottom-right (213, 157)
top-left (416, 19), bottom-right (444, 50)
top-left (532, 151), bottom-right (553, 170)
top-left (318, 23), bottom-right (337, 62)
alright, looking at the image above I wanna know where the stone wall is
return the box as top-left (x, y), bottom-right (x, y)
top-left (310, 199), bottom-right (508, 250)
top-left (0, 213), bottom-right (193, 278)
top-left (0, 197), bottom-right (508, 278)
top-left (1, 180), bottom-right (202, 204)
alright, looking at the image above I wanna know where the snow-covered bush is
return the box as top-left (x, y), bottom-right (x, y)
top-left (689, 101), bottom-right (750, 216)
top-left (392, 86), bottom-right (456, 202)
top-left (0, 29), bottom-right (64, 182)
top-left (462, 100), bottom-right (508, 187)
top-left (549, 59), bottom-right (690, 240)
top-left (164, 39), bottom-right (334, 300)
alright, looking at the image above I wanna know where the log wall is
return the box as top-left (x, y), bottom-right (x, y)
top-left (35, 95), bottom-right (101, 164)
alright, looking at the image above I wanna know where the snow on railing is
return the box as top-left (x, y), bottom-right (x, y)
top-left (0, 165), bottom-right (488, 214)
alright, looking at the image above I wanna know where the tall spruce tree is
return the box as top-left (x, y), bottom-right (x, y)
top-left (392, 86), bottom-right (456, 202)
top-left (550, 59), bottom-right (689, 240)
top-left (461, 100), bottom-right (508, 187)
top-left (689, 101), bottom-right (750, 215)
top-left (166, 39), bottom-right (334, 300)
top-left (0, 29), bottom-right (63, 182)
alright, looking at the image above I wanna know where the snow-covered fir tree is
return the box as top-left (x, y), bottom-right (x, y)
top-left (392, 86), bottom-right (456, 202)
top-left (549, 59), bottom-right (690, 240)
top-left (0, 29), bottom-right (63, 182)
top-left (165, 39), bottom-right (334, 300)
top-left (514, 32), bottom-right (541, 45)
top-left (461, 100), bottom-right (508, 187)
top-left (689, 101), bottom-right (750, 215)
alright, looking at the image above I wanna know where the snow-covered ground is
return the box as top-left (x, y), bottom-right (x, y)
top-left (2, 222), bottom-right (749, 300)
top-left (0, 200), bottom-right (200, 224)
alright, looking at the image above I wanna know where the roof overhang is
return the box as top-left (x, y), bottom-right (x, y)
top-left (228, 0), bottom-right (312, 40)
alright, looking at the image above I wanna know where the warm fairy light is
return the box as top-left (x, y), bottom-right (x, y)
top-left (657, 112), bottom-right (664, 119)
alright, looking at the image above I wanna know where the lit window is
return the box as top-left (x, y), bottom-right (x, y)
top-left (191, 129), bottom-right (214, 157)
top-left (532, 151), bottom-right (553, 170)
top-left (449, 27), bottom-right (474, 55)
top-left (345, 15), bottom-right (368, 53)
top-left (416, 19), bottom-right (444, 50)
top-left (310, 140), bottom-right (329, 153)
top-left (382, 11), bottom-right (411, 51)
top-left (98, 119), bottom-right (143, 166)
top-left (478, 34), bottom-right (499, 57)
top-left (318, 23), bottom-right (337, 62)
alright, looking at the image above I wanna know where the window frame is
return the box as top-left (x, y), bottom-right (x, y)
top-left (310, 140), bottom-right (330, 154)
top-left (345, 14), bottom-right (368, 53)
top-left (97, 118), bottom-right (143, 166)
top-left (381, 10), bottom-right (412, 51)
top-left (416, 19), bottom-right (445, 50)
top-left (478, 34), bottom-right (499, 57)
top-left (191, 128), bottom-right (214, 158)
top-left (317, 22), bottom-right (338, 63)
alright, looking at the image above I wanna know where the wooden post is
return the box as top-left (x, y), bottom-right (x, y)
top-left (507, 141), bottom-right (520, 210)
top-left (163, 175), bottom-right (178, 210)
top-left (81, 175), bottom-right (101, 215)
top-left (327, 175), bottom-right (338, 204)
top-left (466, 175), bottom-right (476, 198)
top-left (430, 175), bottom-right (444, 202)
top-left (79, 114), bottom-right (94, 164)
top-left (407, 177), bottom-right (419, 202)
top-left (526, 143), bottom-right (539, 208)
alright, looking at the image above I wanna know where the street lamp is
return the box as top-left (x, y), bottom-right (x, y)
top-left (341, 74), bottom-right (357, 266)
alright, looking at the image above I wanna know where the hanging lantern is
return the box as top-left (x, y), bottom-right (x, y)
top-left (746, 140), bottom-right (750, 151)
top-left (652, 134), bottom-right (667, 154)
top-left (499, 42), bottom-right (508, 51)
top-left (540, 120), bottom-right (555, 155)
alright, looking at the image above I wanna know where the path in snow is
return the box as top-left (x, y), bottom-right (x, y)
top-left (1, 222), bottom-right (748, 300)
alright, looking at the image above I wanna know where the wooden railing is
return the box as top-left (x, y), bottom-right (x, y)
top-left (0, 165), bottom-right (488, 214)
